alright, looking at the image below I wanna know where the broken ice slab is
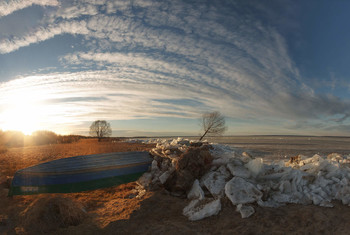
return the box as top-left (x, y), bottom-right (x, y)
top-left (183, 198), bottom-right (221, 221)
top-left (159, 168), bottom-right (175, 184)
top-left (202, 171), bottom-right (227, 197)
top-left (216, 165), bottom-right (231, 179)
top-left (236, 204), bottom-right (255, 218)
top-left (187, 179), bottom-right (205, 200)
top-left (245, 158), bottom-right (263, 177)
top-left (137, 172), bottom-right (152, 187)
top-left (225, 177), bottom-right (262, 205)
top-left (226, 163), bottom-right (251, 178)
top-left (151, 160), bottom-right (159, 172)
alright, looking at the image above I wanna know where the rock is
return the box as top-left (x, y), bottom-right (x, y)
top-left (183, 198), bottom-right (221, 221)
top-left (236, 204), bottom-right (255, 218)
top-left (225, 177), bottom-right (262, 205)
top-left (187, 179), bottom-right (205, 200)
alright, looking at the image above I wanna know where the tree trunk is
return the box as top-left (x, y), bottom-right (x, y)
top-left (199, 129), bottom-right (209, 141)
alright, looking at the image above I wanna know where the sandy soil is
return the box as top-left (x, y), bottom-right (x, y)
top-left (1, 138), bottom-right (350, 234)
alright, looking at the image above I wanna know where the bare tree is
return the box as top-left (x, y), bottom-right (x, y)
top-left (89, 120), bottom-right (112, 141)
top-left (199, 111), bottom-right (227, 141)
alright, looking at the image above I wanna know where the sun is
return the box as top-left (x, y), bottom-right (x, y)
top-left (2, 106), bottom-right (42, 135)
top-left (1, 83), bottom-right (47, 135)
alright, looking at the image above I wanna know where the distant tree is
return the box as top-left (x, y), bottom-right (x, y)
top-left (57, 135), bottom-right (83, 144)
top-left (32, 130), bottom-right (58, 145)
top-left (199, 111), bottom-right (227, 141)
top-left (3, 130), bottom-right (25, 147)
top-left (89, 120), bottom-right (112, 141)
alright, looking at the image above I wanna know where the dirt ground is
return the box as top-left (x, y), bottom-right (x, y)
top-left (1, 138), bottom-right (350, 234)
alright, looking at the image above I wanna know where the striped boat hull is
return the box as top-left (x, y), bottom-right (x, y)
top-left (9, 151), bottom-right (152, 196)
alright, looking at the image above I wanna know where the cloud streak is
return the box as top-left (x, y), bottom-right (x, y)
top-left (0, 0), bottom-right (59, 17)
top-left (0, 20), bottom-right (89, 53)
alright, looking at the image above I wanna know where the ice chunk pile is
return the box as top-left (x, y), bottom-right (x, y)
top-left (124, 138), bottom-right (161, 144)
top-left (139, 138), bottom-right (212, 195)
top-left (141, 138), bottom-right (350, 221)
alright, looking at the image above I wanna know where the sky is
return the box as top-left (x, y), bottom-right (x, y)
top-left (0, 0), bottom-right (350, 137)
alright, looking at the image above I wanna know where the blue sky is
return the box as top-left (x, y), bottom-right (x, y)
top-left (0, 0), bottom-right (350, 136)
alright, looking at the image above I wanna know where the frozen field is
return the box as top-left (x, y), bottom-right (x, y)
top-left (204, 136), bottom-right (350, 162)
top-left (135, 135), bottom-right (350, 162)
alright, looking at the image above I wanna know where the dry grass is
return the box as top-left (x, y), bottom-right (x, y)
top-left (0, 139), bottom-right (155, 234)
top-left (0, 145), bottom-right (7, 154)
top-left (21, 196), bottom-right (87, 233)
top-left (0, 138), bottom-right (154, 176)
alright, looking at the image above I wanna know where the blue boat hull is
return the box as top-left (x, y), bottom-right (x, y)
top-left (9, 151), bottom-right (152, 195)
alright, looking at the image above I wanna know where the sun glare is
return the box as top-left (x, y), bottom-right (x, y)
top-left (1, 82), bottom-right (47, 135)
top-left (2, 106), bottom-right (42, 135)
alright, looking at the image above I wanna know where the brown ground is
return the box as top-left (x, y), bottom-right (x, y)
top-left (1, 138), bottom-right (350, 235)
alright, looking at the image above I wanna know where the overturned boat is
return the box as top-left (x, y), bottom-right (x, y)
top-left (9, 151), bottom-right (152, 196)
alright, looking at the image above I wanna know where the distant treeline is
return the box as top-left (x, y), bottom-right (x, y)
top-left (0, 130), bottom-right (86, 149)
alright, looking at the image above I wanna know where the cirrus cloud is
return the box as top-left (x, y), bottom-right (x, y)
top-left (0, 0), bottom-right (349, 135)
top-left (0, 0), bottom-right (59, 17)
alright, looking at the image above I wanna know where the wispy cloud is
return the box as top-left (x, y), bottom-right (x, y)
top-left (1, 0), bottom-right (350, 135)
top-left (0, 0), bottom-right (59, 17)
top-left (0, 20), bottom-right (89, 53)
top-left (54, 2), bottom-right (98, 19)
